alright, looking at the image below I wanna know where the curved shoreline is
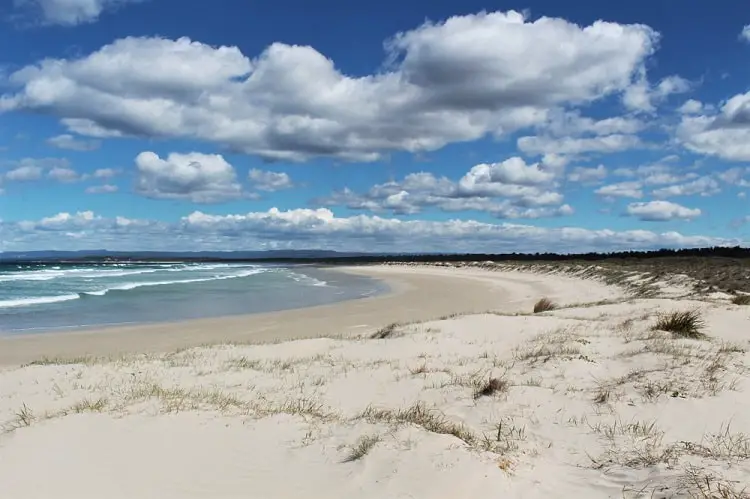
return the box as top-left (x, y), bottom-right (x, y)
top-left (0, 265), bottom-right (620, 366)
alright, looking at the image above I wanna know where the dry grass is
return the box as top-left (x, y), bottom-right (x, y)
top-left (370, 322), bottom-right (401, 339)
top-left (731, 294), bottom-right (750, 306)
top-left (343, 434), bottom-right (381, 462)
top-left (533, 297), bottom-right (557, 313)
top-left (678, 465), bottom-right (750, 498)
top-left (473, 377), bottom-right (509, 399)
top-left (514, 343), bottom-right (582, 362)
top-left (359, 402), bottom-right (476, 447)
top-left (652, 310), bottom-right (707, 339)
top-left (678, 425), bottom-right (750, 461)
top-left (22, 356), bottom-right (96, 367)
top-left (226, 357), bottom-right (264, 370)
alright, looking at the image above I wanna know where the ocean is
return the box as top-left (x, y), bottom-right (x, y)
top-left (0, 262), bottom-right (387, 334)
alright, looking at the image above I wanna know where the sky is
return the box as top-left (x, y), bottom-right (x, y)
top-left (1, 0), bottom-right (750, 253)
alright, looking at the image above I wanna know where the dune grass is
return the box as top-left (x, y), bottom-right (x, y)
top-left (652, 310), bottom-right (706, 339)
top-left (533, 297), bottom-right (557, 313)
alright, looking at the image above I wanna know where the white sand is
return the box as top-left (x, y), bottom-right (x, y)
top-left (1, 265), bottom-right (749, 498)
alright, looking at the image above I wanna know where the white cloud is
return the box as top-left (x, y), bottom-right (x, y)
top-left (13, 0), bottom-right (144, 26)
top-left (567, 165), bottom-right (607, 184)
top-left (677, 92), bottom-right (750, 161)
top-left (47, 134), bottom-right (101, 151)
top-left (316, 157), bottom-right (568, 218)
top-left (517, 134), bottom-right (643, 156)
top-left (595, 181), bottom-right (643, 199)
top-left (135, 151), bottom-right (243, 203)
top-left (2, 157), bottom-right (73, 183)
top-left (622, 74), bottom-right (690, 113)
top-left (5, 164), bottom-right (43, 181)
top-left (625, 200), bottom-right (701, 221)
top-left (93, 168), bottom-right (118, 178)
top-left (678, 99), bottom-right (705, 115)
top-left (248, 169), bottom-right (294, 192)
top-left (741, 25), bottom-right (750, 43)
top-left (85, 184), bottom-right (118, 193)
top-left (4, 208), bottom-right (737, 253)
top-left (48, 166), bottom-right (80, 182)
top-left (0, 11), bottom-right (659, 161)
top-left (651, 176), bottom-right (720, 198)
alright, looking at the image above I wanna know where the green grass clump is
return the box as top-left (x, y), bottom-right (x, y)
top-left (653, 310), bottom-right (706, 339)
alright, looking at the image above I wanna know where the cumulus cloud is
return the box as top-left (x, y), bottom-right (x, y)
top-left (625, 200), bottom-right (701, 221)
top-left (46, 134), bottom-right (101, 151)
top-left (0, 11), bottom-right (659, 161)
top-left (518, 134), bottom-right (643, 157)
top-left (741, 25), bottom-right (750, 43)
top-left (622, 74), bottom-right (691, 113)
top-left (5, 164), bottom-right (43, 181)
top-left (93, 168), bottom-right (118, 178)
top-left (248, 169), bottom-right (294, 192)
top-left (12, 0), bottom-right (145, 26)
top-left (315, 157), bottom-right (570, 219)
top-left (2, 158), bottom-right (73, 182)
top-left (651, 176), bottom-right (720, 198)
top-left (85, 184), bottom-right (118, 193)
top-left (47, 166), bottom-right (80, 182)
top-left (678, 99), bottom-right (706, 115)
top-left (677, 92), bottom-right (750, 161)
top-left (595, 181), bottom-right (643, 199)
top-left (3, 208), bottom-right (738, 253)
top-left (134, 151), bottom-right (243, 203)
top-left (567, 165), bottom-right (607, 184)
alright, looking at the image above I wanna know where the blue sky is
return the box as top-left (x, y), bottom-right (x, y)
top-left (1, 0), bottom-right (750, 252)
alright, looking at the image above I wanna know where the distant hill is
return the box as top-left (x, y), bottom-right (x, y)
top-left (0, 249), bottom-right (374, 262)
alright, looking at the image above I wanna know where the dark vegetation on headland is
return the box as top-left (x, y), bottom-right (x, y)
top-left (2, 246), bottom-right (750, 265)
top-left (3, 246), bottom-right (750, 292)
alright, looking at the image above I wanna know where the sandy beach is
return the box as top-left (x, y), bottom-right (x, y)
top-left (1, 264), bottom-right (749, 498)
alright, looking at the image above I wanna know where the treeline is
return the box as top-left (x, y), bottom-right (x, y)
top-left (301, 246), bottom-right (750, 265)
top-left (5, 246), bottom-right (749, 266)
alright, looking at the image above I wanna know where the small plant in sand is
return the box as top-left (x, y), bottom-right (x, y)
top-left (371, 322), bottom-right (400, 339)
top-left (731, 294), bottom-right (750, 306)
top-left (652, 310), bottom-right (706, 339)
top-left (533, 297), bottom-right (557, 313)
top-left (473, 377), bottom-right (509, 399)
top-left (343, 434), bottom-right (381, 462)
top-left (14, 404), bottom-right (34, 427)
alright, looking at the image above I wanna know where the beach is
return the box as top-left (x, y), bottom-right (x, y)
top-left (1, 264), bottom-right (749, 498)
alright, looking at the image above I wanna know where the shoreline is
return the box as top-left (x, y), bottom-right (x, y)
top-left (0, 265), bottom-right (619, 366)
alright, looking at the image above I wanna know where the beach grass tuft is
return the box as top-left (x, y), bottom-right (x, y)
top-left (343, 434), bottom-right (381, 462)
top-left (370, 322), bottom-right (401, 339)
top-left (473, 377), bottom-right (509, 399)
top-left (652, 310), bottom-right (706, 339)
top-left (533, 297), bottom-right (557, 313)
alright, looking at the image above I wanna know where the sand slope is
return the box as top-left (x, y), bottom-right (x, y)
top-left (1, 266), bottom-right (749, 498)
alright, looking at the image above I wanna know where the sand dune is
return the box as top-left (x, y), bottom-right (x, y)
top-left (1, 265), bottom-right (749, 498)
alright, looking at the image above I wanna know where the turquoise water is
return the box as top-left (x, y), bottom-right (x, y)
top-left (0, 262), bottom-right (386, 334)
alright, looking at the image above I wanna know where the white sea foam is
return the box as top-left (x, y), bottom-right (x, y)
top-left (79, 269), bottom-right (266, 297)
top-left (0, 266), bottom-right (266, 308)
top-left (0, 294), bottom-right (80, 308)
